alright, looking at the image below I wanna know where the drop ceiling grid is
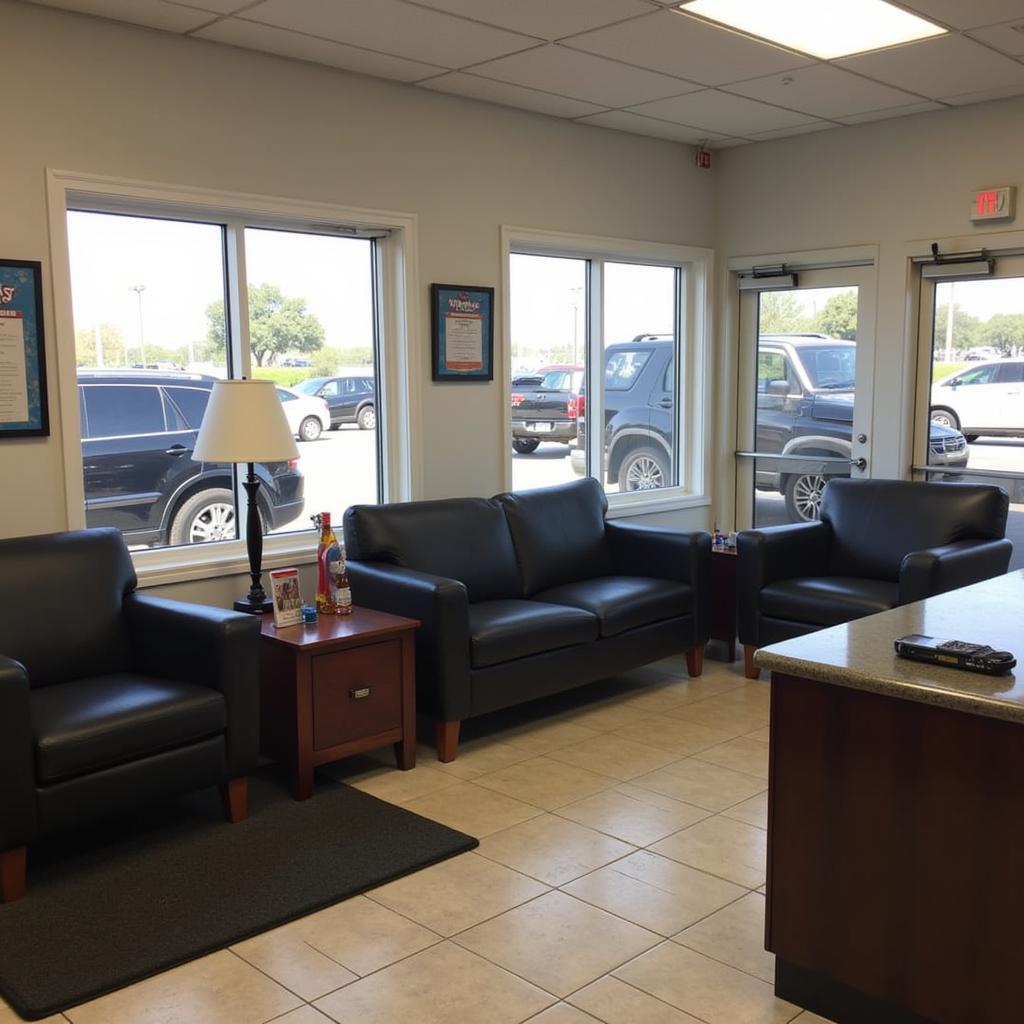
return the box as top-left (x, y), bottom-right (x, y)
top-left (22, 0), bottom-right (1024, 146)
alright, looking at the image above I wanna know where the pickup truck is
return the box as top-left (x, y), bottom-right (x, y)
top-left (570, 334), bottom-right (969, 520)
top-left (510, 364), bottom-right (583, 454)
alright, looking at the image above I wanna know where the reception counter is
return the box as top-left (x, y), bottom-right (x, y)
top-left (756, 571), bottom-right (1024, 1024)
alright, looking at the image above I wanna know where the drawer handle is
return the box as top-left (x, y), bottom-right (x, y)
top-left (350, 686), bottom-right (372, 700)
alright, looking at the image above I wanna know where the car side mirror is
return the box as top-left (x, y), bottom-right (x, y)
top-left (766, 379), bottom-right (790, 397)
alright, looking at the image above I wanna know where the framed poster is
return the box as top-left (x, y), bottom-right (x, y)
top-left (269, 567), bottom-right (303, 628)
top-left (431, 283), bottom-right (494, 382)
top-left (0, 260), bottom-right (48, 438)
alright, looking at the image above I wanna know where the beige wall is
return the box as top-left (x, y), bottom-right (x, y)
top-left (714, 97), bottom-right (1024, 517)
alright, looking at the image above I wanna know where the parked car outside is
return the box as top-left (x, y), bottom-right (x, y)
top-left (570, 335), bottom-right (969, 520)
top-left (77, 371), bottom-right (305, 546)
top-left (963, 347), bottom-right (1002, 362)
top-left (294, 375), bottom-right (376, 430)
top-left (280, 356), bottom-right (312, 367)
top-left (511, 364), bottom-right (583, 454)
top-left (275, 385), bottom-right (330, 442)
top-left (930, 358), bottom-right (1024, 440)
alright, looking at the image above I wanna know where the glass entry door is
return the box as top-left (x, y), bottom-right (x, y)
top-left (914, 262), bottom-right (1024, 571)
top-left (736, 266), bottom-right (875, 528)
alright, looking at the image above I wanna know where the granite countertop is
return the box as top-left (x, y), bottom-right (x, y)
top-left (755, 571), bottom-right (1024, 725)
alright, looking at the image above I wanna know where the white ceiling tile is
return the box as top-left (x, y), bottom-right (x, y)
top-left (576, 109), bottom-right (731, 143)
top-left (627, 89), bottom-right (821, 134)
top-left (243, 0), bottom-right (540, 67)
top-left (25, 0), bottom-right (213, 31)
top-left (746, 122), bottom-right (837, 141)
top-left (838, 33), bottom-right (1024, 98)
top-left (940, 83), bottom-right (1024, 104)
top-left (420, 73), bottom-right (608, 118)
top-left (836, 100), bottom-right (945, 124)
top-left (196, 18), bottom-right (446, 80)
top-left (899, 1), bottom-right (1024, 31)
top-left (723, 64), bottom-right (922, 119)
top-left (407, 0), bottom-right (657, 41)
top-left (470, 44), bottom-right (701, 107)
top-left (968, 19), bottom-right (1024, 56)
top-left (565, 9), bottom-right (812, 86)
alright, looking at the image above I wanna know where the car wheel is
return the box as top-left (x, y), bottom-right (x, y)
top-left (930, 406), bottom-right (960, 431)
top-left (298, 416), bottom-right (322, 442)
top-left (784, 473), bottom-right (828, 522)
top-left (169, 488), bottom-right (236, 545)
top-left (512, 438), bottom-right (541, 454)
top-left (357, 405), bottom-right (376, 430)
top-left (618, 447), bottom-right (669, 491)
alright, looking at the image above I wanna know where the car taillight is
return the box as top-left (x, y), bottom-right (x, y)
top-left (511, 393), bottom-right (525, 406)
top-left (572, 393), bottom-right (585, 419)
top-left (288, 458), bottom-right (300, 470)
top-left (567, 396), bottom-right (578, 419)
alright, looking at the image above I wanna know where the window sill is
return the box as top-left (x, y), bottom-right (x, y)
top-left (606, 490), bottom-right (711, 518)
top-left (132, 531), bottom-right (318, 589)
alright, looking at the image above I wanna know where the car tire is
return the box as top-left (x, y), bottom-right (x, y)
top-left (618, 446), bottom-right (669, 491)
top-left (783, 472), bottom-right (831, 522)
top-left (512, 438), bottom-right (541, 454)
top-left (357, 405), bottom-right (376, 430)
top-left (930, 406), bottom-right (960, 431)
top-left (169, 488), bottom-right (236, 545)
top-left (298, 416), bottom-right (322, 442)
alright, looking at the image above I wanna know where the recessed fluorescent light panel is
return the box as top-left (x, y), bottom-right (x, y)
top-left (677, 0), bottom-right (947, 59)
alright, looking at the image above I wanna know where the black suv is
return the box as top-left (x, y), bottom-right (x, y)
top-left (571, 335), bottom-right (968, 516)
top-left (294, 375), bottom-right (376, 430)
top-left (78, 372), bottom-right (305, 546)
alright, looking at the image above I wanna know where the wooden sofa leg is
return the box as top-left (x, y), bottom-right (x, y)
top-left (686, 646), bottom-right (704, 678)
top-left (0, 847), bottom-right (26, 903)
top-left (436, 720), bottom-right (461, 763)
top-left (744, 644), bottom-right (761, 680)
top-left (220, 777), bottom-right (248, 823)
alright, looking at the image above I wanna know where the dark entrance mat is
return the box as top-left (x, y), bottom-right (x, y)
top-left (0, 772), bottom-right (477, 1020)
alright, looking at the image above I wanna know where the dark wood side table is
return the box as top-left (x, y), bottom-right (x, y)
top-left (708, 548), bottom-right (738, 662)
top-left (259, 607), bottom-right (419, 800)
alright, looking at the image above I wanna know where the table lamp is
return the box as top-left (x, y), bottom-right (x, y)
top-left (193, 379), bottom-right (300, 613)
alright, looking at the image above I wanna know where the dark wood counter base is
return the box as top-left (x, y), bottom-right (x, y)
top-left (767, 672), bottom-right (1024, 1024)
top-left (775, 959), bottom-right (938, 1024)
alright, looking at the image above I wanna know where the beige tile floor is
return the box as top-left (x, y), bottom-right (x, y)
top-left (1, 656), bottom-right (837, 1024)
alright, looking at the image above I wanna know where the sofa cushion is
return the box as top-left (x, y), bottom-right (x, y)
top-left (535, 576), bottom-right (692, 637)
top-left (759, 577), bottom-right (900, 628)
top-left (31, 674), bottom-right (227, 784)
top-left (469, 600), bottom-right (599, 669)
top-left (496, 478), bottom-right (613, 596)
top-left (822, 478), bottom-right (1009, 581)
top-left (344, 497), bottom-right (521, 602)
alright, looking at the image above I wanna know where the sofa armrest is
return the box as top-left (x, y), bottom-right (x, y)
top-left (0, 655), bottom-right (37, 851)
top-left (606, 522), bottom-right (712, 642)
top-left (899, 538), bottom-right (1013, 606)
top-left (123, 594), bottom-right (261, 777)
top-left (347, 560), bottom-right (472, 722)
top-left (737, 521), bottom-right (832, 646)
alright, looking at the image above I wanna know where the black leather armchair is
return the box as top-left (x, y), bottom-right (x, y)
top-left (737, 479), bottom-right (1013, 678)
top-left (0, 528), bottom-right (260, 901)
top-left (344, 479), bottom-right (711, 761)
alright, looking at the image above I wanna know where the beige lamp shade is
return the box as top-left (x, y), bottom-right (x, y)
top-left (193, 379), bottom-right (299, 463)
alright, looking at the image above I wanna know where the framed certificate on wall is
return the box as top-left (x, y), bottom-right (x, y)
top-left (431, 283), bottom-right (494, 382)
top-left (0, 259), bottom-right (49, 438)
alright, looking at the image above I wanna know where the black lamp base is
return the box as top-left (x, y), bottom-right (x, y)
top-left (234, 595), bottom-right (273, 614)
top-left (236, 464), bottom-right (272, 616)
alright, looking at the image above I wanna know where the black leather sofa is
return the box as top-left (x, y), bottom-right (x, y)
top-left (343, 478), bottom-right (711, 761)
top-left (0, 528), bottom-right (260, 901)
top-left (738, 478), bottom-right (1012, 678)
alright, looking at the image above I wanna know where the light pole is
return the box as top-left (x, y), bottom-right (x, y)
top-left (570, 286), bottom-right (583, 365)
top-left (130, 284), bottom-right (147, 367)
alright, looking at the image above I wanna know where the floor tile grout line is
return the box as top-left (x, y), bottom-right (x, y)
top-left (225, 946), bottom-right (313, 1007)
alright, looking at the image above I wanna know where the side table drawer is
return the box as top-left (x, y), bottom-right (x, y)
top-left (312, 639), bottom-right (402, 750)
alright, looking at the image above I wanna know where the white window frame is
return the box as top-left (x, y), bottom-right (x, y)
top-left (501, 226), bottom-right (713, 516)
top-left (46, 169), bottom-right (420, 587)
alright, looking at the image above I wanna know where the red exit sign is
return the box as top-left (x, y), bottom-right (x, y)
top-left (971, 186), bottom-right (1016, 223)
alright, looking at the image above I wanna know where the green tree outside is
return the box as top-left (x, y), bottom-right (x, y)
top-left (758, 293), bottom-right (813, 335)
top-left (933, 303), bottom-right (981, 356)
top-left (814, 292), bottom-right (858, 340)
top-left (979, 313), bottom-right (1024, 355)
top-left (75, 322), bottom-right (127, 367)
top-left (206, 284), bottom-right (325, 367)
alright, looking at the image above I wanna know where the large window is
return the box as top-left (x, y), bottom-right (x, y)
top-left (65, 207), bottom-right (384, 553)
top-left (507, 234), bottom-right (710, 508)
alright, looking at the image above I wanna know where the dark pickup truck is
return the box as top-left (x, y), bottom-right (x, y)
top-left (570, 335), bottom-right (968, 519)
top-left (510, 365), bottom-right (583, 454)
